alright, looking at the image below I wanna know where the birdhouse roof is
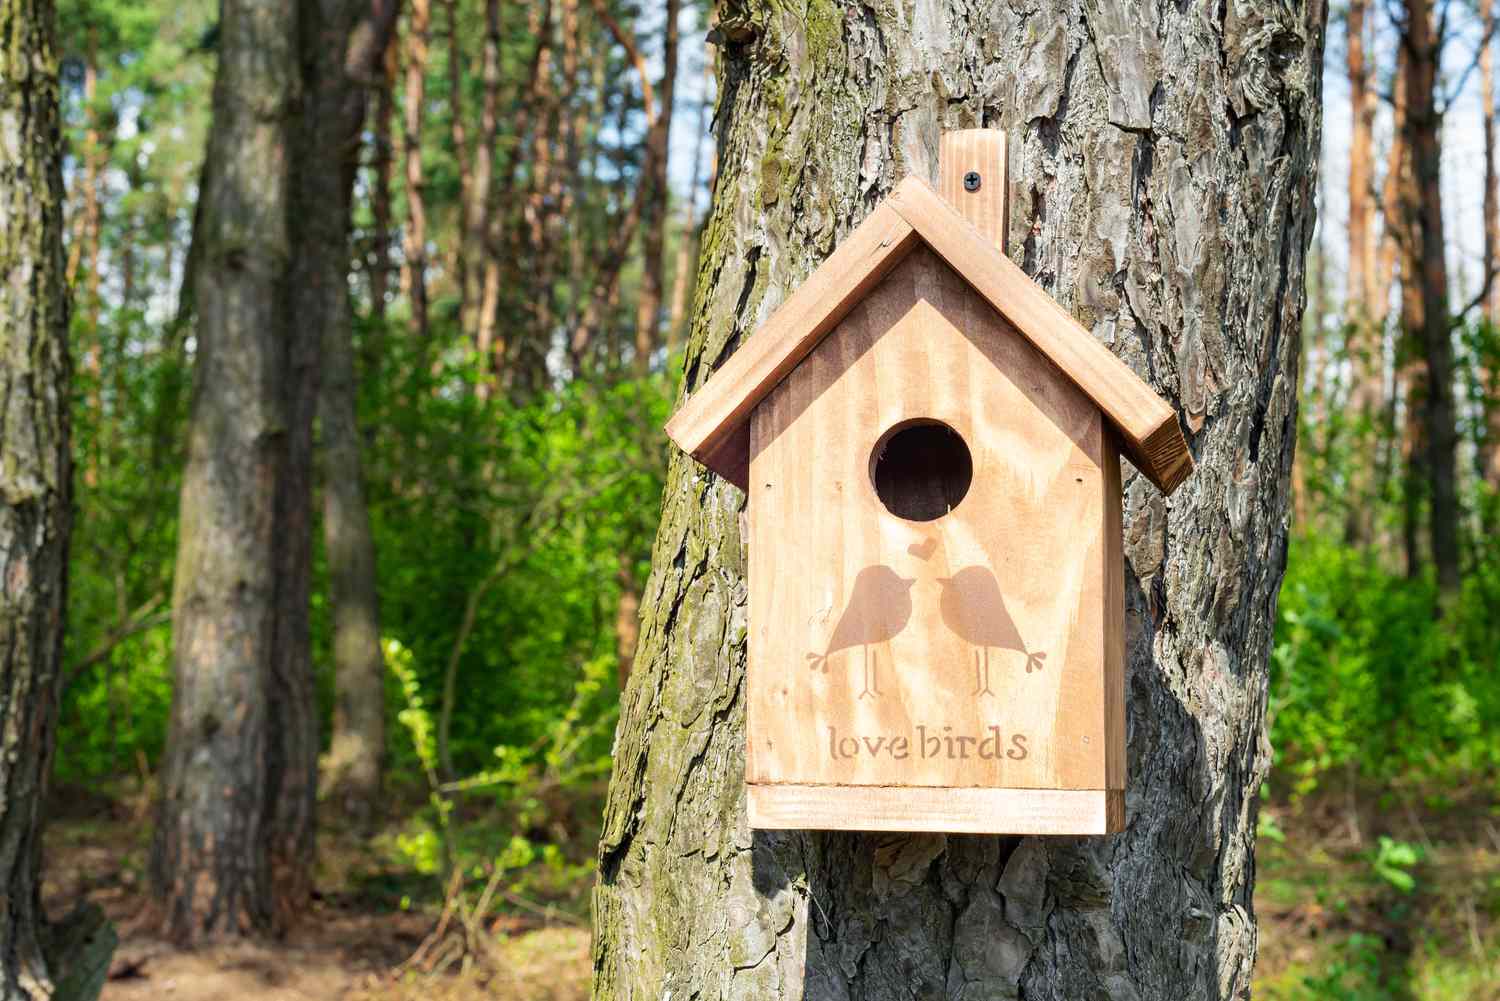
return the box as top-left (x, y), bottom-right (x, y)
top-left (665, 176), bottom-right (1193, 495)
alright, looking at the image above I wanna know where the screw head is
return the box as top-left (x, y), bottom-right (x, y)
top-left (963, 171), bottom-right (982, 192)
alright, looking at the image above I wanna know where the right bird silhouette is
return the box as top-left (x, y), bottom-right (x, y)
top-left (806, 566), bottom-right (916, 699)
top-left (937, 566), bottom-right (1046, 696)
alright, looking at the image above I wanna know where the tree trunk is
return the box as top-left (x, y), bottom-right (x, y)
top-left (665, 55), bottom-right (713, 357)
top-left (1401, 0), bottom-right (1460, 595)
top-left (461, 0), bottom-right (501, 387)
top-left (368, 36), bottom-right (397, 333)
top-left (292, 0), bottom-right (398, 827)
top-left (1344, 0), bottom-right (1381, 544)
top-left (630, 0), bottom-right (680, 374)
top-left (400, 0), bottom-right (431, 341)
top-left (592, 3), bottom-right (1323, 997)
top-left (151, 0), bottom-right (298, 944)
top-left (1482, 2), bottom-right (1500, 494)
top-left (0, 0), bottom-right (115, 995)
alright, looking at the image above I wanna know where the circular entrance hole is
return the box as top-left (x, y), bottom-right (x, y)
top-left (870, 420), bottom-right (973, 522)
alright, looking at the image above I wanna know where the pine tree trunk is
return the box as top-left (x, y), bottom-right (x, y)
top-left (630, 0), bottom-right (680, 373)
top-left (1401, 0), bottom-right (1459, 595)
top-left (0, 0), bottom-right (114, 995)
top-left (593, 3), bottom-right (1324, 997)
top-left (665, 56), bottom-right (713, 357)
top-left (152, 0), bottom-right (298, 944)
top-left (1481, 2), bottom-right (1500, 495)
top-left (1344, 0), bottom-right (1381, 544)
top-left (399, 0), bottom-right (431, 342)
top-left (293, 0), bottom-right (398, 827)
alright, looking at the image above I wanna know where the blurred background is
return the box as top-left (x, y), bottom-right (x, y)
top-left (43, 0), bottom-right (1500, 998)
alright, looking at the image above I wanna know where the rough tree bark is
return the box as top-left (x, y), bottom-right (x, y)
top-left (593, 2), bottom-right (1324, 998)
top-left (1400, 0), bottom-right (1459, 595)
top-left (151, 0), bottom-right (298, 943)
top-left (293, 0), bottom-right (398, 827)
top-left (0, 0), bottom-right (115, 993)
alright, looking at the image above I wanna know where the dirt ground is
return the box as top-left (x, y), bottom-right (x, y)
top-left (42, 788), bottom-right (591, 1001)
top-left (42, 783), bottom-right (1500, 1000)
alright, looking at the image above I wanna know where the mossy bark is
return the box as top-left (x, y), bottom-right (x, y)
top-left (0, 0), bottom-right (115, 994)
top-left (594, 1), bottom-right (1324, 997)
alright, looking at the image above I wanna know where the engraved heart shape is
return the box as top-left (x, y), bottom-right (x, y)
top-left (908, 537), bottom-right (938, 561)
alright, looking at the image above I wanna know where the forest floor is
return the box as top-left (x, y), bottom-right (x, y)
top-left (39, 780), bottom-right (1500, 1000)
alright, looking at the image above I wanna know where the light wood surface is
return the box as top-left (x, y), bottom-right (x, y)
top-left (665, 173), bottom-right (1191, 495)
top-left (938, 130), bottom-right (1009, 253)
top-left (883, 177), bottom-right (1192, 494)
top-left (748, 785), bottom-right (1125, 835)
top-left (664, 205), bottom-right (919, 489)
top-left (746, 247), bottom-right (1115, 796)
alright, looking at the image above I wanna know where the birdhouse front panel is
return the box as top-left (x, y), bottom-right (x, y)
top-left (744, 246), bottom-right (1126, 828)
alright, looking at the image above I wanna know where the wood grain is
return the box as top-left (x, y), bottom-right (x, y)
top-left (748, 785), bottom-right (1125, 835)
top-left (664, 173), bottom-right (1192, 496)
top-left (938, 130), bottom-right (1009, 253)
top-left (664, 204), bottom-right (920, 489)
top-left (746, 247), bottom-right (1115, 802)
top-left (884, 177), bottom-right (1193, 494)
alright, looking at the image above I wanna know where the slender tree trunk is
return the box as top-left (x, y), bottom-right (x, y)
top-left (400, 0), bottom-right (431, 341)
top-left (292, 0), bottom-right (398, 827)
top-left (444, 0), bottom-right (468, 322)
top-left (1402, 0), bottom-right (1460, 595)
top-left (592, 3), bottom-right (1323, 997)
top-left (462, 0), bottom-right (501, 385)
top-left (630, 0), bottom-right (680, 374)
top-left (368, 37), bottom-right (397, 334)
top-left (1345, 0), bottom-right (1381, 543)
top-left (665, 55), bottom-right (713, 357)
top-left (0, 0), bottom-right (115, 994)
top-left (1482, 2), bottom-right (1500, 494)
top-left (1375, 45), bottom-right (1410, 554)
top-left (152, 0), bottom-right (298, 944)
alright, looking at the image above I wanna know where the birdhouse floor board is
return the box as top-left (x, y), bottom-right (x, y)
top-left (747, 785), bottom-right (1125, 835)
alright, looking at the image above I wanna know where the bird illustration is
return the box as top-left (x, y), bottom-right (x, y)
top-left (937, 566), bottom-right (1046, 696)
top-left (806, 566), bottom-right (916, 699)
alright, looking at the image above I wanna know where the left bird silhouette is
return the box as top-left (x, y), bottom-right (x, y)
top-left (806, 566), bottom-right (916, 699)
top-left (937, 566), bottom-right (1046, 696)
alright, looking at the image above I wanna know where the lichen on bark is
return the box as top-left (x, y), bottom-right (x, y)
top-left (594, 1), bottom-right (1325, 998)
top-left (0, 0), bottom-right (116, 994)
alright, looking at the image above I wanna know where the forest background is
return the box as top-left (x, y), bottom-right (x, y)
top-left (30, 0), bottom-right (1500, 997)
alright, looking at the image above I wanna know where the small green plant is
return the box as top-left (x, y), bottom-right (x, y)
top-left (1369, 836), bottom-right (1423, 895)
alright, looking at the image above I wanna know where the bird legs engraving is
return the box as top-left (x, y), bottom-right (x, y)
top-left (973, 649), bottom-right (996, 697)
top-left (860, 646), bottom-right (882, 699)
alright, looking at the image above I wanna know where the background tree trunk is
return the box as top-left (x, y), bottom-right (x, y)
top-left (294, 0), bottom-right (398, 828)
top-left (151, 0), bottom-right (297, 944)
top-left (1344, 0), bottom-right (1381, 543)
top-left (399, 0), bottom-right (431, 342)
top-left (1481, 1), bottom-right (1500, 496)
top-left (593, 2), bottom-right (1323, 997)
top-left (0, 0), bottom-right (115, 994)
top-left (630, 0), bottom-right (680, 374)
top-left (1400, 0), bottom-right (1460, 595)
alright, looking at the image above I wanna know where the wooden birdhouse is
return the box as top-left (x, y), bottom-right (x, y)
top-left (664, 131), bottom-right (1193, 836)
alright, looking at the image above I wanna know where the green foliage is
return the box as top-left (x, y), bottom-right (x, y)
top-left (1270, 535), bottom-right (1500, 798)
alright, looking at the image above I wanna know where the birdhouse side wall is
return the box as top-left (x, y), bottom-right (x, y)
top-left (744, 247), bottom-right (1120, 801)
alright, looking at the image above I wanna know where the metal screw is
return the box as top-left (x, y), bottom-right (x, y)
top-left (963, 171), bottom-right (982, 192)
